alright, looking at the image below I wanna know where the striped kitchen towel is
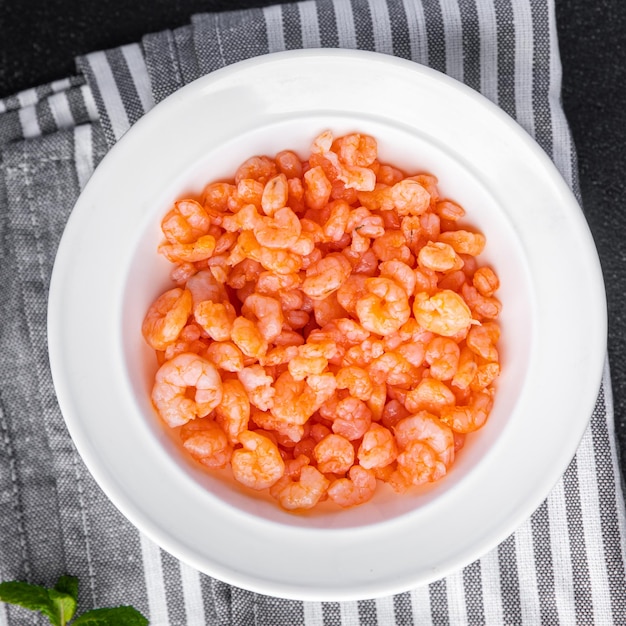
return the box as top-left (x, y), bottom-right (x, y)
top-left (1, 1), bottom-right (625, 624)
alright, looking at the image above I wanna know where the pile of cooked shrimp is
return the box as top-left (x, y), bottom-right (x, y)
top-left (142, 131), bottom-right (501, 512)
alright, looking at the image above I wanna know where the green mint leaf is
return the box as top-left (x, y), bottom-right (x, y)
top-left (0, 581), bottom-right (60, 625)
top-left (71, 606), bottom-right (149, 626)
top-left (54, 575), bottom-right (79, 602)
top-left (49, 588), bottom-right (77, 625)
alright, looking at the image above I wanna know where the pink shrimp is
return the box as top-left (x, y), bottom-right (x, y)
top-left (161, 199), bottom-right (211, 244)
top-left (438, 230), bottom-right (486, 256)
top-left (237, 364), bottom-right (275, 411)
top-left (413, 290), bottom-right (474, 337)
top-left (215, 379), bottom-right (250, 444)
top-left (336, 365), bottom-right (373, 401)
top-left (151, 353), bottom-right (223, 427)
top-left (332, 397), bottom-right (372, 441)
top-left (405, 378), bottom-right (456, 415)
top-left (304, 166), bottom-right (332, 210)
top-left (255, 206), bottom-right (301, 249)
top-left (241, 293), bottom-right (284, 343)
top-left (418, 241), bottom-right (463, 272)
top-left (302, 253), bottom-right (352, 299)
top-left (230, 316), bottom-right (268, 358)
top-left (180, 418), bottom-right (232, 469)
top-left (231, 430), bottom-right (285, 490)
top-left (206, 340), bottom-right (244, 372)
top-left (357, 423), bottom-right (398, 469)
top-left (355, 277), bottom-right (411, 335)
top-left (142, 288), bottom-right (192, 351)
top-left (159, 234), bottom-right (216, 264)
top-left (313, 433), bottom-right (355, 474)
top-left (379, 260), bottom-right (417, 298)
top-left (274, 465), bottom-right (330, 511)
top-left (391, 411), bottom-right (454, 489)
top-left (186, 269), bottom-right (226, 306)
top-left (261, 173), bottom-right (288, 216)
top-left (440, 390), bottom-right (493, 433)
top-left (472, 266), bottom-right (500, 297)
top-left (327, 465), bottom-right (377, 507)
top-left (271, 371), bottom-right (337, 426)
top-left (194, 301), bottom-right (236, 342)
top-left (424, 336), bottom-right (461, 381)
top-left (390, 179), bottom-right (430, 216)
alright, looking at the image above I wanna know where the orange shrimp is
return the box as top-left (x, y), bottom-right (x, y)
top-left (161, 199), bottom-right (211, 244)
top-left (273, 465), bottom-right (330, 511)
top-left (335, 133), bottom-right (377, 168)
top-left (332, 397), bottom-right (372, 441)
top-left (336, 365), bottom-right (373, 401)
top-left (413, 290), bottom-right (474, 337)
top-left (405, 378), bottom-right (456, 415)
top-left (313, 433), bottom-right (355, 474)
top-left (357, 423), bottom-right (398, 469)
top-left (142, 288), bottom-right (192, 351)
top-left (424, 337), bottom-right (461, 381)
top-left (371, 230), bottom-right (411, 263)
top-left (466, 322), bottom-right (500, 362)
top-left (241, 293), bottom-right (284, 343)
top-left (151, 353), bottom-right (223, 427)
top-left (417, 241), bottom-right (463, 272)
top-left (336, 274), bottom-right (368, 316)
top-left (438, 230), bottom-right (486, 256)
top-left (261, 173), bottom-right (288, 216)
top-left (194, 301), bottom-right (236, 342)
top-left (237, 364), bottom-right (275, 411)
top-left (327, 465), bottom-right (377, 507)
top-left (391, 411), bottom-right (454, 489)
top-left (215, 379), bottom-right (250, 444)
top-left (255, 206), bottom-right (301, 249)
top-left (355, 277), bottom-right (411, 335)
top-left (231, 430), bottom-right (285, 490)
top-left (230, 316), bottom-right (268, 359)
top-left (180, 419), bottom-right (232, 469)
top-left (472, 266), bottom-right (500, 297)
top-left (304, 166), bottom-right (332, 210)
top-left (234, 156), bottom-right (277, 185)
top-left (159, 234), bottom-right (216, 264)
top-left (379, 260), bottom-right (417, 298)
top-left (390, 179), bottom-right (430, 216)
top-left (302, 253), bottom-right (352, 299)
top-left (271, 371), bottom-right (337, 426)
top-left (186, 269), bottom-right (226, 306)
top-left (206, 340), bottom-right (244, 372)
top-left (440, 390), bottom-right (493, 433)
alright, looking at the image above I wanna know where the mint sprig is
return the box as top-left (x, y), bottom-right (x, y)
top-left (0, 576), bottom-right (148, 626)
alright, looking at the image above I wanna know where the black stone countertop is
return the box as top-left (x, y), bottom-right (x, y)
top-left (1, 0), bottom-right (624, 480)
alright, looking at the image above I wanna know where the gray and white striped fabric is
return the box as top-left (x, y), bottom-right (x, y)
top-left (1, 1), bottom-right (625, 624)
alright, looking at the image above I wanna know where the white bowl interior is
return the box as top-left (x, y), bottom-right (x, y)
top-left (120, 114), bottom-right (533, 529)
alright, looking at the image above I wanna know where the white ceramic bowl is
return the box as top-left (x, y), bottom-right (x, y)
top-left (48, 49), bottom-right (606, 600)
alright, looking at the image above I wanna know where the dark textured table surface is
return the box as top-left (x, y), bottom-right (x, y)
top-left (1, 0), bottom-right (625, 482)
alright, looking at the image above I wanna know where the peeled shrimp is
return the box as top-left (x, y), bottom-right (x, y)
top-left (355, 277), bottom-right (410, 335)
top-left (413, 290), bottom-right (474, 337)
top-left (302, 253), bottom-right (352, 299)
top-left (274, 465), bottom-right (330, 511)
top-left (180, 418), bottom-right (232, 469)
top-left (151, 352), bottom-right (223, 427)
top-left (391, 411), bottom-right (455, 489)
top-left (142, 288), bottom-right (192, 351)
top-left (215, 379), bottom-right (250, 444)
top-left (357, 423), bottom-right (398, 469)
top-left (327, 465), bottom-right (377, 507)
top-left (231, 430), bottom-right (285, 490)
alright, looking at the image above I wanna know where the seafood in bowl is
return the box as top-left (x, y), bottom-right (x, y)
top-left (141, 130), bottom-right (503, 512)
top-left (48, 50), bottom-right (605, 599)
